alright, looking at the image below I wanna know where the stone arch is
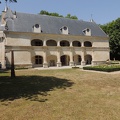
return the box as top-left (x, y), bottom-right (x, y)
top-left (61, 55), bottom-right (70, 66)
top-left (31, 39), bottom-right (43, 46)
top-left (46, 40), bottom-right (57, 46)
top-left (85, 54), bottom-right (92, 65)
top-left (47, 55), bottom-right (57, 67)
top-left (60, 40), bottom-right (70, 46)
top-left (84, 41), bottom-right (92, 47)
top-left (73, 55), bottom-right (81, 65)
top-left (73, 41), bottom-right (81, 47)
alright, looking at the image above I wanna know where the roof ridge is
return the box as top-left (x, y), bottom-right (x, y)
top-left (16, 11), bottom-right (95, 23)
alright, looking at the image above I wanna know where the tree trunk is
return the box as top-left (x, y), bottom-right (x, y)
top-left (11, 50), bottom-right (15, 78)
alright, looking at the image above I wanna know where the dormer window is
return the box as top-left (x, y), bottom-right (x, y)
top-left (83, 28), bottom-right (91, 36)
top-left (86, 28), bottom-right (89, 32)
top-left (33, 24), bottom-right (42, 33)
top-left (60, 26), bottom-right (69, 35)
top-left (63, 26), bottom-right (67, 30)
top-left (35, 24), bottom-right (39, 28)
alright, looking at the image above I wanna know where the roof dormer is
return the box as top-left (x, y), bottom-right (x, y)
top-left (83, 28), bottom-right (91, 36)
top-left (4, 8), bottom-right (14, 20)
top-left (60, 26), bottom-right (69, 35)
top-left (33, 24), bottom-right (42, 33)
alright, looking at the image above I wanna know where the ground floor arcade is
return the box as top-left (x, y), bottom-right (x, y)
top-left (4, 45), bottom-right (109, 68)
top-left (33, 54), bottom-right (92, 68)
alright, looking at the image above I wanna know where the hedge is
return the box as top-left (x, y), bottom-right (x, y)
top-left (83, 65), bottom-right (120, 72)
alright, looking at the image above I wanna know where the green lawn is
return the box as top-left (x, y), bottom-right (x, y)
top-left (0, 69), bottom-right (120, 120)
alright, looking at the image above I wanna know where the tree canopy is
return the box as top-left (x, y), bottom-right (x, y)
top-left (100, 18), bottom-right (120, 60)
top-left (40, 10), bottom-right (63, 18)
top-left (65, 14), bottom-right (78, 20)
top-left (40, 10), bottom-right (78, 20)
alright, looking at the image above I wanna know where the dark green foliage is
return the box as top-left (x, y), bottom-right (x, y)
top-left (83, 65), bottom-right (120, 72)
top-left (40, 10), bottom-right (63, 18)
top-left (100, 18), bottom-right (120, 60)
top-left (40, 10), bottom-right (78, 20)
top-left (0, 0), bottom-right (17, 3)
top-left (65, 14), bottom-right (78, 20)
top-left (9, 0), bottom-right (17, 2)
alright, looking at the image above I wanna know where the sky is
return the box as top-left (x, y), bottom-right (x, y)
top-left (0, 0), bottom-right (120, 25)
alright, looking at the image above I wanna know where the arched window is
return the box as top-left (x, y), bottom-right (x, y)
top-left (85, 55), bottom-right (92, 65)
top-left (61, 55), bottom-right (70, 66)
top-left (73, 55), bottom-right (81, 65)
top-left (84, 41), bottom-right (92, 47)
top-left (47, 55), bottom-right (57, 66)
top-left (73, 41), bottom-right (81, 47)
top-left (60, 40), bottom-right (70, 46)
top-left (46, 40), bottom-right (57, 46)
top-left (31, 39), bottom-right (43, 46)
top-left (35, 24), bottom-right (39, 28)
top-left (35, 56), bottom-right (43, 64)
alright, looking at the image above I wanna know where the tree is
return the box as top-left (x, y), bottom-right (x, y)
top-left (65, 14), bottom-right (71, 18)
top-left (39, 10), bottom-right (78, 20)
top-left (0, 0), bottom-right (17, 4)
top-left (40, 10), bottom-right (63, 18)
top-left (40, 10), bottom-right (49, 15)
top-left (100, 18), bottom-right (120, 60)
top-left (65, 14), bottom-right (78, 20)
top-left (11, 50), bottom-right (15, 78)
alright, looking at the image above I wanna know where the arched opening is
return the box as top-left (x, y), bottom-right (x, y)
top-left (73, 41), bottom-right (81, 47)
top-left (84, 41), bottom-right (92, 47)
top-left (34, 55), bottom-right (43, 67)
top-left (31, 39), bottom-right (43, 46)
top-left (47, 55), bottom-right (57, 67)
top-left (61, 55), bottom-right (70, 66)
top-left (85, 55), bottom-right (92, 65)
top-left (73, 55), bottom-right (81, 65)
top-left (46, 40), bottom-right (57, 46)
top-left (60, 40), bottom-right (70, 46)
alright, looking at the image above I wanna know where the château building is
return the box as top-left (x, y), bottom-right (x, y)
top-left (0, 8), bottom-right (110, 69)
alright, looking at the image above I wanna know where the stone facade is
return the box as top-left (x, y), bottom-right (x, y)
top-left (0, 8), bottom-right (110, 69)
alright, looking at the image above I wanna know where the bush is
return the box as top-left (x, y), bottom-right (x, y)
top-left (83, 65), bottom-right (120, 72)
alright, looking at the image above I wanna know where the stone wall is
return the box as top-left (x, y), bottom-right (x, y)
top-left (4, 32), bottom-right (110, 68)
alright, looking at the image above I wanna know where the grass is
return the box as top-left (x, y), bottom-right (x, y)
top-left (0, 69), bottom-right (120, 120)
top-left (111, 60), bottom-right (120, 64)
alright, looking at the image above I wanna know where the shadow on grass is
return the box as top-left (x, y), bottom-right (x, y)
top-left (0, 75), bottom-right (74, 102)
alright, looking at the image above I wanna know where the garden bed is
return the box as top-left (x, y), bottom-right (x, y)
top-left (83, 64), bottom-right (120, 72)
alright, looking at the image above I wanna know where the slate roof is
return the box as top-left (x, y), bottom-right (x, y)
top-left (4, 9), bottom-right (107, 37)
